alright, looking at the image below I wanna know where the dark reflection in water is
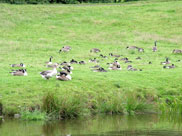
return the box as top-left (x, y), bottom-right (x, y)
top-left (1, 114), bottom-right (182, 136)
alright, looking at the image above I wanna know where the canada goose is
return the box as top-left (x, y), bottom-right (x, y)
top-left (172, 49), bottom-right (182, 54)
top-left (127, 65), bottom-right (137, 71)
top-left (161, 58), bottom-right (170, 65)
top-left (93, 67), bottom-right (107, 72)
top-left (89, 58), bottom-right (99, 63)
top-left (45, 56), bottom-right (53, 65)
top-left (90, 65), bottom-right (100, 69)
top-left (56, 72), bottom-right (71, 81)
top-left (125, 60), bottom-right (132, 63)
top-left (90, 48), bottom-right (101, 53)
top-left (61, 65), bottom-right (73, 71)
top-left (11, 63), bottom-right (25, 67)
top-left (60, 69), bottom-right (72, 74)
top-left (163, 64), bottom-right (175, 69)
top-left (109, 53), bottom-right (121, 58)
top-left (59, 46), bottom-right (71, 53)
top-left (40, 66), bottom-right (57, 80)
top-left (46, 63), bottom-right (59, 68)
top-left (79, 61), bottom-right (86, 64)
top-left (70, 59), bottom-right (78, 64)
top-left (100, 54), bottom-right (107, 58)
top-left (109, 65), bottom-right (122, 70)
top-left (109, 61), bottom-right (120, 67)
top-left (126, 46), bottom-right (138, 49)
top-left (138, 48), bottom-right (144, 52)
top-left (11, 69), bottom-right (27, 76)
top-left (136, 57), bottom-right (141, 60)
top-left (152, 41), bottom-right (157, 52)
top-left (120, 57), bottom-right (129, 61)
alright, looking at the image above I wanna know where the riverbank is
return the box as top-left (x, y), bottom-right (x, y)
top-left (0, 0), bottom-right (182, 120)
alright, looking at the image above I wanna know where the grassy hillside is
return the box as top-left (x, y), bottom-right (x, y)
top-left (0, 0), bottom-right (182, 118)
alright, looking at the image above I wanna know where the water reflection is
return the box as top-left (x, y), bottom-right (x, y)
top-left (1, 114), bottom-right (182, 136)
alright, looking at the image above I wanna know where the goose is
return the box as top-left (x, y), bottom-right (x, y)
top-left (109, 65), bottom-right (122, 70)
top-left (90, 65), bottom-right (100, 69)
top-left (136, 57), bottom-right (141, 60)
top-left (56, 72), bottom-right (71, 81)
top-left (125, 60), bottom-right (132, 63)
top-left (109, 61), bottom-right (120, 66)
top-left (100, 54), bottom-right (107, 58)
top-left (60, 69), bottom-right (72, 74)
top-left (120, 57), bottom-right (129, 61)
top-left (10, 69), bottom-right (27, 76)
top-left (126, 46), bottom-right (138, 49)
top-left (163, 64), bottom-right (175, 69)
top-left (90, 48), bottom-right (101, 53)
top-left (60, 61), bottom-right (71, 66)
top-left (79, 61), bottom-right (86, 64)
top-left (152, 41), bottom-right (157, 52)
top-left (45, 56), bottom-right (53, 65)
top-left (127, 65), bottom-right (137, 71)
top-left (40, 66), bottom-right (57, 80)
top-left (89, 58), bottom-right (99, 63)
top-left (11, 63), bottom-right (25, 67)
top-left (61, 65), bottom-right (73, 71)
top-left (70, 59), bottom-right (78, 64)
top-left (59, 46), bottom-right (71, 53)
top-left (93, 67), bottom-right (107, 72)
top-left (161, 58), bottom-right (170, 65)
top-left (138, 48), bottom-right (144, 52)
top-left (46, 63), bottom-right (59, 68)
top-left (109, 53), bottom-right (121, 58)
top-left (172, 49), bottom-right (182, 54)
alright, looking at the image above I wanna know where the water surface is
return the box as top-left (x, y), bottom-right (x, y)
top-left (0, 114), bottom-right (182, 136)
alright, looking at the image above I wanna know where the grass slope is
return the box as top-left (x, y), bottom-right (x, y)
top-left (0, 0), bottom-right (182, 117)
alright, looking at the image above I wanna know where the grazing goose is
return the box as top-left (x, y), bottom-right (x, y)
top-left (163, 64), bottom-right (175, 69)
top-left (100, 54), bottom-right (107, 58)
top-left (152, 41), bottom-right (157, 52)
top-left (11, 69), bottom-right (27, 76)
top-left (40, 66), bottom-right (57, 80)
top-left (70, 59), bottom-right (78, 64)
top-left (172, 49), bottom-right (182, 54)
top-left (127, 65), bottom-right (137, 71)
top-left (11, 63), bottom-right (25, 67)
top-left (59, 46), bottom-right (71, 53)
top-left (161, 58), bottom-right (170, 65)
top-left (56, 72), bottom-right (71, 81)
top-left (109, 65), bottom-right (122, 70)
top-left (138, 48), bottom-right (144, 52)
top-left (90, 48), bottom-right (101, 53)
top-left (45, 56), bottom-right (53, 65)
top-left (93, 67), bottom-right (107, 72)
top-left (79, 61), bottom-right (86, 64)
top-left (126, 46), bottom-right (138, 49)
top-left (109, 53), bottom-right (121, 58)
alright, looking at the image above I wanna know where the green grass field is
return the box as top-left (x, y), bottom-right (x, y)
top-left (1, 0), bottom-right (182, 118)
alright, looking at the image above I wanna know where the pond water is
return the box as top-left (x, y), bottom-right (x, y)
top-left (0, 114), bottom-right (182, 136)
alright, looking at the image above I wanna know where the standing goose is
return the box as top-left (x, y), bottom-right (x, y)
top-left (45, 56), bottom-right (53, 65)
top-left (153, 41), bottom-right (157, 52)
top-left (11, 63), bottom-right (25, 68)
top-left (40, 66), bottom-right (57, 80)
top-left (10, 69), bottom-right (28, 76)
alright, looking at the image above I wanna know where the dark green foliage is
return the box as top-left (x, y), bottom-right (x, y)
top-left (0, 101), bottom-right (3, 116)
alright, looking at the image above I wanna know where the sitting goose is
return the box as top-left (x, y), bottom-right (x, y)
top-left (59, 46), bottom-right (71, 53)
top-left (45, 56), bottom-right (53, 65)
top-left (10, 69), bottom-right (27, 76)
top-left (93, 67), bottom-right (107, 72)
top-left (138, 48), bottom-right (144, 52)
top-left (163, 64), bottom-right (175, 69)
top-left (60, 69), bottom-right (72, 74)
top-left (161, 58), bottom-right (170, 65)
top-left (90, 48), bottom-right (101, 53)
top-left (120, 57), bottom-right (129, 61)
top-left (70, 59), bottom-right (78, 64)
top-left (109, 53), bottom-right (121, 58)
top-left (100, 54), bottom-right (107, 58)
top-left (127, 65), bottom-right (137, 71)
top-left (40, 66), bottom-right (57, 80)
top-left (89, 58), bottom-right (99, 63)
top-left (56, 72), bottom-right (71, 81)
top-left (61, 65), bottom-right (73, 71)
top-left (109, 65), bottom-right (122, 70)
top-left (152, 41), bottom-right (157, 52)
top-left (11, 63), bottom-right (25, 68)
top-left (109, 61), bottom-right (120, 67)
top-left (126, 46), bottom-right (138, 50)
top-left (79, 61), bottom-right (86, 64)
top-left (90, 65), bottom-right (100, 69)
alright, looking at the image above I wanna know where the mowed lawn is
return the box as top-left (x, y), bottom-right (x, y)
top-left (0, 0), bottom-right (182, 115)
